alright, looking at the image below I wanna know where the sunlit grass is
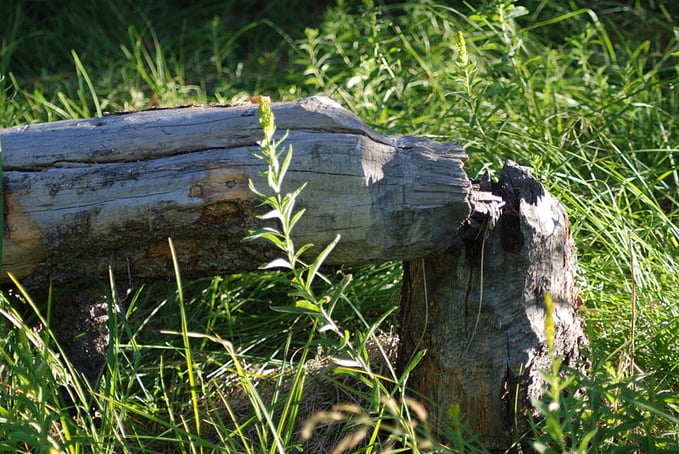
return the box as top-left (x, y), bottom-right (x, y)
top-left (1, 0), bottom-right (678, 451)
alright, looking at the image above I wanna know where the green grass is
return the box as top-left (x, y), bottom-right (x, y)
top-left (1, 0), bottom-right (678, 451)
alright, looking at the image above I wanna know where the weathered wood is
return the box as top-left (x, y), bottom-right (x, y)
top-left (0, 96), bottom-right (471, 286)
top-left (397, 161), bottom-right (588, 449)
top-left (2, 97), bottom-right (589, 452)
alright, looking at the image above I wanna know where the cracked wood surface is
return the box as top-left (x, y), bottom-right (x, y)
top-left (1, 96), bottom-right (472, 285)
top-left (397, 161), bottom-right (588, 449)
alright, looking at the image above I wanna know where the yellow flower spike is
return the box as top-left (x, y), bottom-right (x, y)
top-left (257, 95), bottom-right (275, 141)
top-left (544, 293), bottom-right (555, 355)
top-left (455, 31), bottom-right (468, 66)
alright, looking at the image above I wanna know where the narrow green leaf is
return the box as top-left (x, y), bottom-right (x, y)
top-left (167, 238), bottom-right (202, 439)
top-left (261, 258), bottom-right (292, 270)
top-left (577, 429), bottom-right (598, 452)
top-left (71, 49), bottom-right (102, 117)
top-left (259, 209), bottom-right (284, 221)
top-left (248, 178), bottom-right (266, 198)
top-left (295, 299), bottom-right (320, 312)
top-left (270, 304), bottom-right (319, 315)
top-left (244, 229), bottom-right (286, 249)
top-left (294, 243), bottom-right (314, 260)
top-left (397, 350), bottom-right (426, 388)
top-left (278, 143), bottom-right (294, 184)
top-left (305, 234), bottom-right (340, 291)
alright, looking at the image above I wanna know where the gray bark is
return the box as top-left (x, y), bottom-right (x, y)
top-left (0, 96), bottom-right (471, 286)
top-left (397, 160), bottom-right (588, 450)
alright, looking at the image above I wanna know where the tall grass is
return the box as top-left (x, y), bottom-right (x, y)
top-left (1, 0), bottom-right (678, 451)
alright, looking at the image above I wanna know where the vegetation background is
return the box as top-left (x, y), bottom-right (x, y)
top-left (1, 0), bottom-right (678, 452)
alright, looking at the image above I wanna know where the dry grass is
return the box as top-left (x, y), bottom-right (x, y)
top-left (203, 331), bottom-right (401, 452)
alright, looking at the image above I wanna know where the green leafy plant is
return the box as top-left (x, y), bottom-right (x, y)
top-left (530, 295), bottom-right (679, 452)
top-left (237, 97), bottom-right (449, 452)
top-left (0, 279), bottom-right (101, 453)
top-left (0, 0), bottom-right (678, 451)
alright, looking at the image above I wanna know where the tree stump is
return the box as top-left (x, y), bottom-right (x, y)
top-left (398, 160), bottom-right (588, 449)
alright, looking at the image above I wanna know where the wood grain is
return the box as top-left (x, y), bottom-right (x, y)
top-left (1, 96), bottom-right (472, 285)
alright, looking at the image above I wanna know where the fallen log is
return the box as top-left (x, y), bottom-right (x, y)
top-left (1, 96), bottom-right (471, 287)
top-left (0, 96), bottom-right (587, 450)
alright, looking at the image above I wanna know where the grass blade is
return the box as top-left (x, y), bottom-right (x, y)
top-left (168, 238), bottom-right (202, 451)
